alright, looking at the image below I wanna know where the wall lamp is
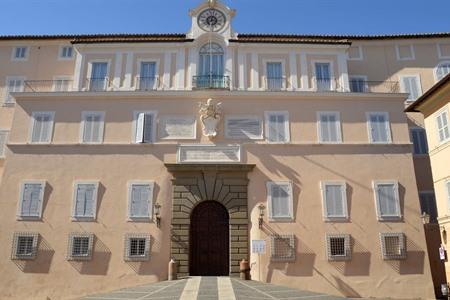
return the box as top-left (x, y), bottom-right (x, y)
top-left (258, 204), bottom-right (265, 229)
top-left (154, 202), bottom-right (161, 228)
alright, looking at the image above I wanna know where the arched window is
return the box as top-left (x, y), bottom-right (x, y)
top-left (198, 43), bottom-right (224, 76)
top-left (435, 61), bottom-right (450, 81)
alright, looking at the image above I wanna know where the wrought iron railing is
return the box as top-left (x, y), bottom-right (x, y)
top-left (87, 77), bottom-right (109, 91)
top-left (136, 76), bottom-right (159, 91)
top-left (24, 80), bottom-right (74, 92)
top-left (192, 75), bottom-right (230, 90)
top-left (265, 77), bottom-right (287, 91)
top-left (349, 80), bottom-right (399, 93)
top-left (315, 79), bottom-right (335, 91)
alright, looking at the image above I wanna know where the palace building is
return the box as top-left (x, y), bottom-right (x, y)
top-left (0, 0), bottom-right (447, 299)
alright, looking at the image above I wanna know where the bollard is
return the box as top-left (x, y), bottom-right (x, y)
top-left (168, 259), bottom-right (177, 281)
top-left (239, 259), bottom-right (250, 280)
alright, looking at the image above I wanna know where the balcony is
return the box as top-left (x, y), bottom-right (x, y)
top-left (87, 77), bottom-right (110, 92)
top-left (136, 76), bottom-right (158, 91)
top-left (192, 75), bottom-right (230, 90)
top-left (265, 77), bottom-right (287, 91)
top-left (24, 80), bottom-right (74, 92)
top-left (349, 79), bottom-right (399, 93)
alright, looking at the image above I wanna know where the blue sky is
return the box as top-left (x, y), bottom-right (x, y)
top-left (0, 0), bottom-right (449, 36)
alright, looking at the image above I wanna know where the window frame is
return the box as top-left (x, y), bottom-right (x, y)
top-left (17, 180), bottom-right (46, 220)
top-left (132, 110), bottom-right (158, 144)
top-left (124, 234), bottom-right (151, 261)
top-left (320, 181), bottom-right (349, 221)
top-left (158, 115), bottom-right (196, 140)
top-left (326, 234), bottom-right (351, 261)
top-left (136, 59), bottom-right (160, 90)
top-left (127, 181), bottom-right (155, 221)
top-left (373, 180), bottom-right (402, 221)
top-left (395, 44), bottom-right (415, 61)
top-left (399, 74), bottom-right (423, 102)
top-left (58, 45), bottom-right (74, 60)
top-left (11, 232), bottom-right (39, 260)
top-left (311, 59), bottom-right (335, 91)
top-left (317, 111), bottom-right (342, 143)
top-left (67, 233), bottom-right (94, 261)
top-left (11, 46), bottom-right (29, 61)
top-left (4, 76), bottom-right (26, 105)
top-left (263, 59), bottom-right (287, 91)
top-left (80, 111), bottom-right (105, 144)
top-left (380, 232), bottom-right (407, 260)
top-left (366, 112), bottom-right (392, 144)
top-left (0, 129), bottom-right (9, 158)
top-left (435, 108), bottom-right (450, 144)
top-left (438, 43), bottom-right (450, 59)
top-left (264, 111), bottom-right (290, 144)
top-left (86, 59), bottom-right (111, 91)
top-left (347, 45), bottom-right (363, 61)
top-left (409, 127), bottom-right (428, 155)
top-left (225, 115), bottom-right (263, 140)
top-left (434, 61), bottom-right (450, 82)
top-left (29, 111), bottom-right (55, 144)
top-left (71, 181), bottom-right (99, 221)
top-left (349, 75), bottom-right (368, 93)
top-left (266, 181), bottom-right (294, 222)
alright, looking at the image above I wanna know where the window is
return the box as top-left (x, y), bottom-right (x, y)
top-left (436, 110), bottom-right (450, 143)
top-left (0, 130), bottom-right (8, 157)
top-left (197, 43), bottom-right (225, 88)
top-left (265, 111), bottom-right (290, 143)
top-left (138, 62), bottom-right (157, 91)
top-left (4, 77), bottom-right (25, 104)
top-left (315, 62), bottom-right (332, 91)
top-left (67, 233), bottom-right (94, 260)
top-left (124, 234), bottom-right (151, 261)
top-left (435, 62), bottom-right (450, 81)
top-left (270, 234), bottom-right (295, 262)
top-left (380, 233), bottom-right (406, 260)
top-left (349, 76), bottom-right (368, 93)
top-left (11, 232), bottom-right (39, 260)
top-left (88, 62), bottom-right (108, 91)
top-left (317, 112), bottom-right (342, 143)
top-left (128, 182), bottom-right (154, 220)
top-left (159, 115), bottom-right (196, 139)
top-left (410, 128), bottom-right (428, 155)
top-left (373, 181), bottom-right (401, 220)
top-left (266, 62), bottom-right (284, 90)
top-left (53, 77), bottom-right (71, 92)
top-left (348, 46), bottom-right (363, 60)
top-left (395, 45), bottom-right (415, 60)
top-left (225, 116), bottom-right (263, 139)
top-left (326, 234), bottom-right (351, 261)
top-left (59, 46), bottom-right (73, 59)
top-left (438, 43), bottom-right (450, 59)
top-left (321, 181), bottom-right (348, 220)
top-left (267, 181), bottom-right (293, 221)
top-left (419, 192), bottom-right (437, 223)
top-left (367, 112), bottom-right (391, 143)
top-left (30, 112), bottom-right (54, 143)
top-left (17, 181), bottom-right (45, 219)
top-left (12, 46), bottom-right (28, 60)
top-left (81, 112), bottom-right (105, 144)
top-left (400, 75), bottom-right (422, 101)
top-left (72, 182), bottom-right (99, 220)
top-left (133, 111), bottom-right (157, 143)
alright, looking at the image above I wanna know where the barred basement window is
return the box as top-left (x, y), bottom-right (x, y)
top-left (380, 233), bottom-right (406, 260)
top-left (67, 233), bottom-right (94, 260)
top-left (11, 232), bottom-right (38, 260)
top-left (124, 234), bottom-right (151, 261)
top-left (326, 234), bottom-right (351, 261)
top-left (270, 234), bottom-right (295, 262)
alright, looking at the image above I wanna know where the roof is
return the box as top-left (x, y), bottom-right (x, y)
top-left (0, 32), bottom-right (449, 44)
top-left (405, 72), bottom-right (450, 112)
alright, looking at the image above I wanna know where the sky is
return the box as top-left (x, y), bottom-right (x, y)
top-left (0, 0), bottom-right (449, 36)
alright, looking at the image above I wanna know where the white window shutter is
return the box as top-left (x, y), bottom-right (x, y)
top-left (75, 185), bottom-right (87, 216)
top-left (75, 184), bottom-right (96, 218)
top-left (83, 115), bottom-right (94, 142)
top-left (325, 185), bottom-right (343, 217)
top-left (271, 184), bottom-right (290, 218)
top-left (21, 184), bottom-right (42, 217)
top-left (91, 115), bottom-right (102, 143)
top-left (377, 184), bottom-right (398, 217)
top-left (135, 113), bottom-right (145, 143)
top-left (266, 113), bottom-right (288, 142)
top-left (130, 184), bottom-right (151, 218)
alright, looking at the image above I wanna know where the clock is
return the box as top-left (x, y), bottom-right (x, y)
top-left (198, 9), bottom-right (226, 32)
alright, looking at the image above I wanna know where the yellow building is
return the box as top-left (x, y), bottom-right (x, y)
top-left (406, 73), bottom-right (450, 282)
top-left (0, 1), bottom-right (448, 299)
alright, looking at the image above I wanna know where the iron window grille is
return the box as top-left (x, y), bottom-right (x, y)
top-left (11, 232), bottom-right (39, 260)
top-left (326, 234), bottom-right (351, 261)
top-left (124, 234), bottom-right (151, 261)
top-left (380, 232), bottom-right (406, 260)
top-left (270, 234), bottom-right (295, 262)
top-left (67, 233), bottom-right (94, 261)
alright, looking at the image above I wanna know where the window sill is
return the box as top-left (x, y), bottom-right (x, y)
top-left (127, 217), bottom-right (152, 222)
top-left (124, 256), bottom-right (150, 262)
top-left (71, 217), bottom-right (96, 222)
top-left (268, 217), bottom-right (294, 223)
top-left (67, 255), bottom-right (92, 261)
top-left (16, 216), bottom-right (42, 221)
top-left (323, 216), bottom-right (349, 223)
top-left (377, 216), bottom-right (403, 222)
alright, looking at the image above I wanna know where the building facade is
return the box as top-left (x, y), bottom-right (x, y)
top-left (0, 1), bottom-right (447, 299)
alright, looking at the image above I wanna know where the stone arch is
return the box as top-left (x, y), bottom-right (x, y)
top-left (166, 163), bottom-right (254, 277)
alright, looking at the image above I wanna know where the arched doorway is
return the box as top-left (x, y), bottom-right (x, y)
top-left (190, 201), bottom-right (229, 276)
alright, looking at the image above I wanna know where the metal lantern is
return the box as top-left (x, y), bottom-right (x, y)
top-left (258, 203), bottom-right (265, 229)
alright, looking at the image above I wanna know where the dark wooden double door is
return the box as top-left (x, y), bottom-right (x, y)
top-left (190, 201), bottom-right (229, 276)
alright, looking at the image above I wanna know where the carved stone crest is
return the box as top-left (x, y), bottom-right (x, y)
top-left (199, 98), bottom-right (222, 138)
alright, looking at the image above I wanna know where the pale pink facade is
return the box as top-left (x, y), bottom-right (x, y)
top-left (0, 1), bottom-right (447, 299)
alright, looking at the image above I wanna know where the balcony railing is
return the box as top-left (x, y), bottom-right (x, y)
top-left (24, 80), bottom-right (74, 92)
top-left (192, 75), bottom-right (230, 90)
top-left (87, 77), bottom-right (109, 92)
top-left (265, 77), bottom-right (287, 91)
top-left (349, 80), bottom-right (399, 93)
top-left (136, 76), bottom-right (158, 91)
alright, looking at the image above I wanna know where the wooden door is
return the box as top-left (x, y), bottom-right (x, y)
top-left (190, 201), bottom-right (229, 276)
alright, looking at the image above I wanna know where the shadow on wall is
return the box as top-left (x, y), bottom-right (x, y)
top-left (126, 236), bottom-right (164, 278)
top-left (69, 238), bottom-right (111, 275)
top-left (385, 238), bottom-right (425, 275)
top-left (330, 238), bottom-right (371, 276)
top-left (13, 236), bottom-right (54, 273)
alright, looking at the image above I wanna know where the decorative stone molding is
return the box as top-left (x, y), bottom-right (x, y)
top-left (166, 163), bottom-right (255, 277)
top-left (199, 98), bottom-right (222, 138)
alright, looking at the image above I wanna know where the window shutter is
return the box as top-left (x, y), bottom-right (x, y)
top-left (130, 184), bottom-right (151, 218)
top-left (83, 115), bottom-right (94, 142)
top-left (325, 185), bottom-right (344, 217)
top-left (21, 184), bottom-right (42, 217)
top-left (377, 184), bottom-right (398, 216)
top-left (135, 113), bottom-right (145, 143)
top-left (271, 184), bottom-right (290, 218)
top-left (267, 113), bottom-right (287, 142)
top-left (91, 115), bottom-right (102, 143)
top-left (32, 114), bottom-right (52, 143)
top-left (370, 114), bottom-right (389, 143)
top-left (75, 184), bottom-right (95, 218)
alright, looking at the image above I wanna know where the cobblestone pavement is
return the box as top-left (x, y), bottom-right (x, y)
top-left (81, 276), bottom-right (348, 300)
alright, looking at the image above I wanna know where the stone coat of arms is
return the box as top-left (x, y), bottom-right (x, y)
top-left (199, 98), bottom-right (222, 138)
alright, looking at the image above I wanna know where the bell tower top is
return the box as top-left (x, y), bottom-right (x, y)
top-left (187, 0), bottom-right (237, 40)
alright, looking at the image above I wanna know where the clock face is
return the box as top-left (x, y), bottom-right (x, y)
top-left (198, 9), bottom-right (226, 32)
